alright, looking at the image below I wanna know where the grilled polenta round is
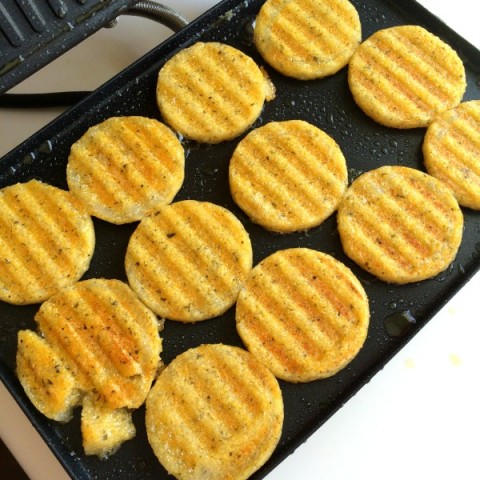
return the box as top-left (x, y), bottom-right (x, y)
top-left (146, 343), bottom-right (283, 480)
top-left (229, 120), bottom-right (348, 232)
top-left (156, 41), bottom-right (275, 144)
top-left (254, 0), bottom-right (361, 80)
top-left (337, 166), bottom-right (463, 284)
top-left (67, 116), bottom-right (184, 224)
top-left (348, 25), bottom-right (466, 128)
top-left (125, 200), bottom-right (253, 322)
top-left (0, 180), bottom-right (95, 305)
top-left (16, 278), bottom-right (162, 457)
top-left (423, 100), bottom-right (480, 210)
top-left (236, 248), bottom-right (369, 382)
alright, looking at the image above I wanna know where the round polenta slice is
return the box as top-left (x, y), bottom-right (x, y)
top-left (67, 116), bottom-right (185, 224)
top-left (423, 100), bottom-right (480, 210)
top-left (17, 278), bottom-right (162, 457)
top-left (348, 25), bottom-right (466, 128)
top-left (125, 200), bottom-right (253, 322)
top-left (337, 166), bottom-right (463, 284)
top-left (146, 344), bottom-right (283, 480)
top-left (0, 180), bottom-right (95, 305)
top-left (254, 0), bottom-right (361, 80)
top-left (229, 120), bottom-right (348, 232)
top-left (236, 248), bottom-right (369, 382)
top-left (156, 42), bottom-right (275, 144)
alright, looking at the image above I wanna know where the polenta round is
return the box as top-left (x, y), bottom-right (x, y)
top-left (156, 42), bottom-right (274, 143)
top-left (125, 200), bottom-right (253, 322)
top-left (236, 248), bottom-right (369, 382)
top-left (348, 25), bottom-right (466, 128)
top-left (254, 0), bottom-right (361, 80)
top-left (67, 116), bottom-right (185, 224)
top-left (229, 120), bottom-right (348, 232)
top-left (146, 344), bottom-right (283, 480)
top-left (0, 180), bottom-right (95, 305)
top-left (337, 166), bottom-right (463, 283)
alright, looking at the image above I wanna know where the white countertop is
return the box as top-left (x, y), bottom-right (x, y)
top-left (1, 1), bottom-right (479, 479)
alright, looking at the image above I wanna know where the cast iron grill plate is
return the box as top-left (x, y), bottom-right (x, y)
top-left (0, 0), bottom-right (138, 94)
top-left (1, 1), bottom-right (480, 479)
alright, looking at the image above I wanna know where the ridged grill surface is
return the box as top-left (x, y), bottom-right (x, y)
top-left (229, 120), bottom-right (348, 232)
top-left (125, 200), bottom-right (253, 322)
top-left (337, 166), bottom-right (464, 284)
top-left (67, 116), bottom-right (185, 225)
top-left (0, 0), bottom-right (136, 93)
top-left (254, 0), bottom-right (361, 79)
top-left (423, 100), bottom-right (480, 210)
top-left (156, 42), bottom-right (269, 144)
top-left (0, 180), bottom-right (95, 305)
top-left (146, 344), bottom-right (283, 480)
top-left (236, 248), bottom-right (369, 382)
top-left (348, 25), bottom-right (466, 128)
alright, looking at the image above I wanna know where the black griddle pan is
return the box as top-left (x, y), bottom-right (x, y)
top-left (1, 1), bottom-right (480, 479)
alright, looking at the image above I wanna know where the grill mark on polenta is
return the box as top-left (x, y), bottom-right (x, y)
top-left (154, 397), bottom-right (209, 464)
top-left (257, 265), bottom-right (346, 348)
top-left (430, 135), bottom-right (480, 180)
top-left (240, 267), bottom-right (350, 363)
top-left (230, 123), bottom-right (346, 227)
top-left (66, 287), bottom-right (142, 378)
top-left (158, 80), bottom-right (208, 134)
top-left (354, 44), bottom-right (437, 113)
top-left (368, 176), bottom-right (449, 246)
top-left (431, 136), bottom-right (480, 193)
top-left (231, 152), bottom-right (322, 223)
top-left (26, 181), bottom-right (91, 244)
top-left (439, 119), bottom-right (480, 161)
top-left (271, 9), bottom-right (341, 61)
top-left (283, 254), bottom-right (363, 326)
top-left (155, 205), bottom-right (248, 300)
top-left (73, 139), bottom-right (132, 208)
top-left (268, 0), bottom-right (356, 60)
top-left (423, 101), bottom-right (480, 209)
top-left (272, 123), bottom-right (346, 192)
top-left (165, 59), bottom-right (254, 128)
top-left (342, 218), bottom-right (413, 274)
top-left (191, 49), bottom-right (264, 117)
top-left (95, 285), bottom-right (157, 350)
top-left (0, 199), bottom-right (75, 288)
top-left (37, 307), bottom-right (122, 400)
top-left (389, 29), bottom-right (464, 82)
top-left (116, 123), bottom-right (176, 188)
top-left (374, 34), bottom-right (459, 103)
top-left (18, 335), bottom-right (68, 400)
top-left (36, 298), bottom-right (142, 408)
top-left (172, 205), bottom-right (250, 281)
top-left (172, 363), bottom-right (246, 439)
top-left (168, 366), bottom-right (242, 447)
top-left (349, 59), bottom-right (423, 121)
top-left (345, 182), bottom-right (442, 263)
top-left (4, 187), bottom-right (84, 270)
top-left (128, 228), bottom-right (211, 315)
top-left (82, 130), bottom-right (148, 206)
top-left (0, 216), bottom-right (55, 292)
top-left (205, 349), bottom-right (266, 420)
top-left (238, 295), bottom-right (308, 374)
